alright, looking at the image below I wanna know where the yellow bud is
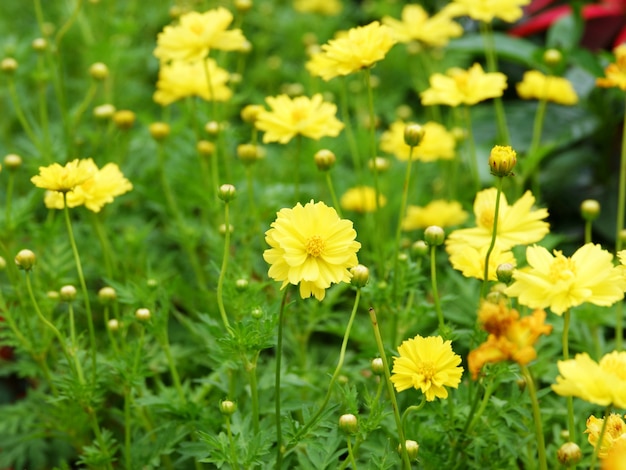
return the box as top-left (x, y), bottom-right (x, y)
top-left (204, 121), bottom-right (220, 136)
top-left (488, 145), bottom-right (517, 177)
top-left (89, 62), bottom-right (109, 80)
top-left (107, 318), bottom-right (120, 332)
top-left (543, 49), bottom-right (563, 66)
top-left (314, 149), bottom-right (336, 172)
top-left (237, 143), bottom-right (260, 165)
top-left (93, 104), bottom-right (116, 120)
top-left (3, 154), bottom-right (22, 170)
top-left (241, 104), bottom-right (264, 124)
top-left (149, 122), bottom-right (171, 141)
top-left (234, 0), bottom-right (253, 13)
top-left (339, 414), bottom-right (358, 434)
top-left (404, 123), bottom-right (425, 147)
top-left (368, 157), bottom-right (390, 173)
top-left (32, 38), bottom-right (48, 52)
top-left (556, 442), bottom-right (581, 466)
top-left (1, 58), bottom-right (18, 74)
top-left (197, 140), bottom-right (216, 157)
top-left (135, 308), bottom-right (151, 321)
top-left (98, 286), bottom-right (117, 303)
top-left (15, 249), bottom-right (36, 271)
top-left (59, 285), bottom-right (77, 301)
top-left (113, 110), bottom-right (136, 130)
top-left (580, 199), bottom-right (600, 221)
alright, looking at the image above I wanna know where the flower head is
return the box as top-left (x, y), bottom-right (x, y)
top-left (382, 4), bottom-right (463, 48)
top-left (603, 438), bottom-right (626, 469)
top-left (263, 200), bottom-right (360, 300)
top-left (421, 63), bottom-right (507, 107)
top-left (446, 0), bottom-right (531, 23)
top-left (448, 243), bottom-right (516, 281)
top-left (255, 94), bottom-right (344, 144)
top-left (380, 121), bottom-right (456, 161)
top-left (489, 145), bottom-right (517, 177)
top-left (306, 21), bottom-right (396, 81)
top-left (585, 414), bottom-right (626, 459)
top-left (294, 0), bottom-right (342, 15)
top-left (401, 200), bottom-right (468, 231)
top-left (505, 243), bottom-right (626, 315)
top-left (31, 159), bottom-right (96, 193)
top-left (516, 70), bottom-right (578, 105)
top-left (340, 186), bottom-right (386, 213)
top-left (390, 335), bottom-right (463, 401)
top-left (597, 44), bottom-right (626, 90)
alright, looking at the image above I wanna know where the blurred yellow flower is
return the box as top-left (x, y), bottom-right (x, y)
top-left (401, 200), bottom-right (468, 231)
top-left (390, 335), bottom-right (463, 401)
top-left (552, 351), bottom-right (626, 408)
top-left (255, 94), bottom-right (344, 144)
top-left (446, 0), bottom-right (530, 23)
top-left (44, 160), bottom-right (133, 212)
top-left (421, 64), bottom-right (507, 107)
top-left (31, 159), bottom-right (95, 193)
top-left (448, 243), bottom-right (516, 281)
top-left (340, 186), bottom-right (386, 213)
top-left (586, 414), bottom-right (626, 460)
top-left (597, 44), bottom-right (626, 90)
top-left (382, 4), bottom-right (463, 47)
top-left (293, 0), bottom-right (342, 15)
top-left (154, 58), bottom-right (232, 106)
top-left (263, 200), bottom-right (360, 301)
top-left (506, 243), bottom-right (626, 315)
top-left (516, 70), bottom-right (578, 105)
top-left (306, 21), bottom-right (396, 81)
top-left (602, 438), bottom-right (626, 469)
top-left (380, 121), bottom-right (456, 161)
top-left (154, 7), bottom-right (248, 62)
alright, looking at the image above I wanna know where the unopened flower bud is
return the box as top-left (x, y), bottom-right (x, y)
top-left (424, 226), bottom-right (445, 246)
top-left (219, 223), bottom-right (234, 235)
top-left (59, 285), bottom-right (77, 301)
top-left (98, 286), bottom-right (117, 303)
top-left (93, 103), bottom-right (116, 120)
top-left (368, 157), bottom-right (390, 173)
top-left (396, 104), bottom-right (412, 121)
top-left (241, 104), bottom-right (264, 124)
top-left (350, 264), bottom-right (369, 288)
top-left (543, 48), bottom-right (563, 66)
top-left (147, 278), bottom-right (158, 288)
top-left (251, 307), bottom-right (263, 319)
top-left (235, 278), bottom-right (249, 291)
top-left (620, 229), bottom-right (626, 245)
top-left (371, 357), bottom-right (385, 376)
top-left (399, 440), bottom-right (420, 461)
top-left (107, 318), bottom-right (120, 331)
top-left (89, 62), bottom-right (109, 80)
top-left (197, 140), bottom-right (216, 157)
top-left (204, 121), bottom-right (220, 136)
top-left (32, 38), bottom-right (48, 52)
top-left (489, 145), bottom-right (517, 177)
top-left (15, 249), bottom-right (36, 271)
top-left (411, 240), bottom-right (429, 257)
top-left (4, 154), bottom-right (22, 170)
top-left (314, 149), bottom-right (336, 171)
top-left (556, 442), bottom-right (581, 466)
top-left (496, 263), bottom-right (515, 284)
top-left (149, 122), bottom-right (170, 141)
top-left (220, 400), bottom-right (237, 415)
top-left (237, 143), bottom-right (260, 164)
top-left (218, 184), bottom-right (236, 202)
top-left (229, 72), bottom-right (242, 85)
top-left (404, 123), bottom-right (425, 147)
top-left (234, 0), bottom-right (253, 13)
top-left (339, 414), bottom-right (358, 434)
top-left (1, 58), bottom-right (18, 74)
top-left (0, 257), bottom-right (6, 270)
top-left (113, 110), bottom-right (136, 130)
top-left (135, 308), bottom-right (151, 321)
top-left (485, 290), bottom-right (507, 304)
top-left (580, 199), bottom-right (600, 221)
top-left (47, 291), bottom-right (60, 301)
top-left (451, 127), bottom-right (467, 142)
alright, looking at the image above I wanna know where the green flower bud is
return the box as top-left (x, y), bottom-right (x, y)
top-left (89, 62), bottom-right (109, 80)
top-left (339, 414), bottom-right (358, 434)
top-left (149, 122), bottom-right (171, 141)
top-left (543, 49), bottom-right (563, 66)
top-left (399, 440), bottom-right (419, 461)
top-left (496, 263), bottom-right (515, 284)
top-left (15, 249), bottom-right (36, 271)
top-left (424, 226), bottom-right (445, 246)
top-left (580, 199), bottom-right (600, 222)
top-left (220, 400), bottom-right (237, 415)
top-left (371, 357), bottom-right (385, 376)
top-left (135, 308), bottom-right (151, 321)
top-left (107, 318), bottom-right (120, 331)
top-left (314, 149), bottom-right (336, 172)
top-left (557, 442), bottom-right (581, 466)
top-left (98, 286), bottom-right (117, 304)
top-left (411, 240), bottom-right (429, 257)
top-left (59, 285), bottom-right (77, 301)
top-left (350, 264), bottom-right (369, 288)
top-left (404, 123), bottom-right (425, 147)
top-left (4, 154), bottom-right (22, 170)
top-left (218, 184), bottom-right (237, 202)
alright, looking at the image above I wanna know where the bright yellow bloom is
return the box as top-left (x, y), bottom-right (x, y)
top-left (516, 70), bottom-right (578, 105)
top-left (446, 188), bottom-right (549, 251)
top-left (421, 63), bottom-right (507, 107)
top-left (154, 58), bottom-right (232, 106)
top-left (382, 4), bottom-right (463, 48)
top-left (506, 243), bottom-right (626, 315)
top-left (391, 335), bottom-right (463, 401)
top-left (306, 21), bottom-right (396, 81)
top-left (448, 243), bottom-right (516, 280)
top-left (340, 186), bottom-right (386, 213)
top-left (552, 351), bottom-right (626, 408)
top-left (603, 439), bottom-right (626, 470)
top-left (597, 44), bottom-right (626, 90)
top-left (293, 0), bottom-right (342, 15)
top-left (263, 200), bottom-right (360, 301)
top-left (586, 414), bottom-right (626, 460)
top-left (401, 200), bottom-right (468, 231)
top-left (154, 7), bottom-right (248, 62)
top-left (255, 94), bottom-right (344, 144)
top-left (380, 121), bottom-right (456, 161)
top-left (44, 160), bottom-right (133, 212)
top-left (446, 0), bottom-right (530, 23)
top-left (31, 159), bottom-right (96, 193)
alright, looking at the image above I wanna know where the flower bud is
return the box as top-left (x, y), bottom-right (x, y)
top-left (15, 249), bottom-right (36, 271)
top-left (89, 62), bottom-right (109, 80)
top-left (489, 145), bottom-right (517, 177)
top-left (59, 285), bottom-right (77, 301)
top-left (197, 140), bottom-right (216, 157)
top-left (237, 143), bottom-right (260, 165)
top-left (396, 104), bottom-right (412, 121)
top-left (147, 278), bottom-right (158, 288)
top-left (218, 184), bottom-right (236, 202)
top-left (204, 121), bottom-right (220, 136)
top-left (1, 58), bottom-right (18, 74)
top-left (234, 0), bottom-right (253, 13)
top-left (93, 103), bottom-right (116, 120)
top-left (32, 38), bottom-right (48, 52)
top-left (219, 223), bottom-right (234, 235)
top-left (451, 127), bottom-right (467, 142)
top-left (404, 123), bottom-right (425, 147)
top-left (220, 400), bottom-right (237, 415)
top-left (240, 104), bottom-right (264, 124)
top-left (580, 199), bottom-right (600, 222)
top-left (399, 440), bottom-right (420, 461)
top-left (543, 48), bottom-right (563, 66)
top-left (149, 122), bottom-right (171, 141)
top-left (495, 263), bottom-right (515, 284)
top-left (368, 157), bottom-right (390, 173)
top-left (314, 149), bottom-right (336, 172)
top-left (47, 291), bottom-right (60, 301)
top-left (235, 278), bottom-right (249, 291)
top-left (339, 414), bottom-right (358, 434)
top-left (371, 357), bottom-right (385, 376)
top-left (424, 226), bottom-right (445, 246)
top-left (350, 264), bottom-right (369, 288)
top-left (556, 442), bottom-right (581, 466)
top-left (4, 154), bottom-right (22, 170)
top-left (411, 240), bottom-right (429, 257)
top-left (251, 307), bottom-right (263, 319)
top-left (0, 257), bottom-right (6, 270)
top-left (620, 229), bottom-right (626, 245)
top-left (98, 286), bottom-right (117, 303)
top-left (113, 110), bottom-right (136, 130)
top-left (107, 318), bottom-right (120, 331)
top-left (135, 308), bottom-right (151, 321)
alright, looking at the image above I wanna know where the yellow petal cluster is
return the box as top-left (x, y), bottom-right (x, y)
top-left (421, 63), bottom-right (507, 107)
top-left (446, 0), bottom-right (531, 23)
top-left (380, 121), bottom-right (456, 161)
top-left (382, 4), bottom-right (463, 48)
top-left (340, 186), bottom-right (386, 213)
top-left (585, 414), bottom-right (626, 459)
top-left (154, 7), bottom-right (248, 62)
top-left (448, 243), bottom-right (516, 281)
top-left (390, 335), bottom-right (463, 401)
top-left (506, 243), bottom-right (626, 315)
top-left (602, 439), bottom-right (626, 469)
top-left (597, 44), bottom-right (626, 90)
top-left (516, 70), bottom-right (578, 105)
top-left (552, 351), bottom-right (626, 408)
top-left (306, 21), bottom-right (396, 81)
top-left (154, 58), bottom-right (232, 106)
top-left (263, 200), bottom-right (361, 301)
top-left (31, 159), bottom-right (97, 193)
top-left (255, 94), bottom-right (344, 144)
top-left (401, 200), bottom-right (468, 231)
top-left (293, 0), bottom-right (342, 15)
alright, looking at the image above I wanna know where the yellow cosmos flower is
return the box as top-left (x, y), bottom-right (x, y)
top-left (382, 4), bottom-right (463, 48)
top-left (44, 160), bottom-right (133, 212)
top-left (255, 94), bottom-right (344, 144)
top-left (603, 439), bottom-right (626, 470)
top-left (446, 0), bottom-right (530, 23)
top-left (597, 44), bottom-right (626, 90)
top-left (31, 159), bottom-right (96, 193)
top-left (340, 186), bottom-right (386, 213)
top-left (293, 0), bottom-right (342, 15)
top-left (446, 188), bottom-right (549, 251)
top-left (380, 121), bottom-right (456, 161)
top-left (421, 63), bottom-right (508, 107)
top-left (448, 243), bottom-right (516, 281)
top-left (506, 243), bottom-right (626, 315)
top-left (390, 335), bottom-right (463, 401)
top-left (154, 58), bottom-right (232, 106)
top-left (586, 414), bottom-right (626, 459)
top-left (263, 200), bottom-right (361, 301)
top-left (305, 21), bottom-right (396, 81)
top-left (552, 351), bottom-right (626, 408)
top-left (154, 7), bottom-right (248, 62)
top-left (401, 200), bottom-right (468, 231)
top-left (516, 70), bottom-right (578, 105)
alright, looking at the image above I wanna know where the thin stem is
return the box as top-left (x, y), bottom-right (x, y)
top-left (464, 106), bottom-right (481, 192)
top-left (346, 435), bottom-right (358, 469)
top-left (225, 414), bottom-right (240, 470)
top-left (90, 212), bottom-right (115, 280)
top-left (294, 135), bottom-right (302, 202)
top-left (325, 172), bottom-right (342, 217)
top-left (392, 146), bottom-right (415, 303)
top-left (124, 386), bottom-right (132, 470)
top-left (7, 77), bottom-right (39, 146)
top-left (217, 200), bottom-right (233, 333)
top-left (161, 326), bottom-right (185, 404)
top-left (589, 406), bottom-right (612, 470)
top-left (528, 98), bottom-right (548, 159)
top-left (562, 309), bottom-right (576, 442)
top-left (244, 353), bottom-right (260, 434)
top-left (275, 288), bottom-right (290, 469)
top-left (400, 398), bottom-right (426, 434)
top-left (430, 245), bottom-right (445, 334)
top-left (339, 77), bottom-right (362, 178)
top-left (520, 366), bottom-right (547, 470)
top-left (67, 302), bottom-right (85, 384)
top-left (614, 95), bottom-right (626, 350)
top-left (5, 172), bottom-right (16, 232)
top-left (480, 178), bottom-right (503, 298)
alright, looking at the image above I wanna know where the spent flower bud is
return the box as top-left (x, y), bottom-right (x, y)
top-left (489, 145), bottom-right (517, 177)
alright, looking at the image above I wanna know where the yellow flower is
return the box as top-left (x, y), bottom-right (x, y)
top-left (305, 21), bottom-right (396, 81)
top-left (401, 200), bottom-right (468, 231)
top-left (340, 186), bottom-right (386, 213)
top-left (506, 243), bottom-right (626, 315)
top-left (421, 63), bottom-right (508, 107)
top-left (380, 121), bottom-right (456, 161)
top-left (552, 351), bottom-right (626, 408)
top-left (446, 0), bottom-right (531, 23)
top-left (586, 414), bottom-right (626, 460)
top-left (31, 159), bottom-right (96, 193)
top-left (293, 0), bottom-right (342, 15)
top-left (446, 188), bottom-right (549, 251)
top-left (382, 4), bottom-right (463, 48)
top-left (255, 94), bottom-right (344, 144)
top-left (44, 160), bottom-right (133, 212)
top-left (448, 243), bottom-right (516, 281)
top-left (154, 58), bottom-right (232, 106)
top-left (603, 439), bottom-right (626, 470)
top-left (154, 7), bottom-right (248, 62)
top-left (263, 200), bottom-right (361, 301)
top-left (516, 70), bottom-right (578, 105)
top-left (390, 335), bottom-right (463, 401)
top-left (597, 44), bottom-right (626, 90)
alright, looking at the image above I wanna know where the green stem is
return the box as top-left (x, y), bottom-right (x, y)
top-left (294, 135), bottom-right (302, 202)
top-left (124, 386), bottom-right (132, 470)
top-left (90, 212), bottom-right (115, 280)
top-left (217, 200), bottom-right (233, 333)
top-left (225, 415), bottom-right (240, 470)
top-left (480, 177), bottom-right (503, 298)
top-left (614, 95), bottom-right (626, 350)
top-left (400, 398), bottom-right (426, 434)
top-left (562, 309), bottom-right (576, 442)
top-left (161, 323), bottom-right (185, 404)
top-left (7, 77), bottom-right (39, 146)
top-left (325, 172), bottom-right (342, 217)
top-left (340, 77), bottom-right (362, 178)
top-left (528, 98), bottom-right (548, 159)
top-left (464, 106), bottom-right (481, 193)
top-left (275, 288), bottom-right (290, 469)
top-left (36, 53), bottom-right (52, 162)
top-left (5, 172), bottom-right (15, 232)
top-left (392, 146), bottom-right (415, 303)
top-left (346, 435), bottom-right (358, 469)
top-left (430, 245), bottom-right (445, 334)
top-left (67, 301), bottom-right (85, 384)
top-left (480, 22), bottom-right (509, 145)
top-left (244, 353), bottom-right (260, 434)
top-left (589, 406), bottom-right (612, 470)
top-left (520, 366), bottom-right (547, 470)
top-left (72, 81), bottom-right (98, 130)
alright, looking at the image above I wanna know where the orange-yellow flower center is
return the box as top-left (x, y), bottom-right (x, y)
top-left (291, 107), bottom-right (307, 123)
top-left (549, 252), bottom-right (576, 283)
top-left (415, 360), bottom-right (436, 380)
top-left (306, 235), bottom-right (325, 257)
top-left (478, 209), bottom-right (495, 230)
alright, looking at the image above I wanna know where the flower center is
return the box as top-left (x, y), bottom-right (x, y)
top-left (416, 360), bottom-right (436, 381)
top-left (548, 252), bottom-right (576, 283)
top-left (305, 235), bottom-right (325, 257)
top-left (291, 107), bottom-right (307, 123)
